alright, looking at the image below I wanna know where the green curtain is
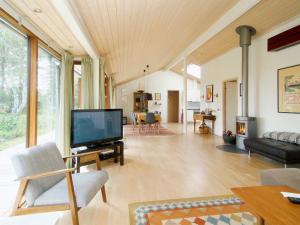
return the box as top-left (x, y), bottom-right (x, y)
top-left (99, 58), bottom-right (106, 109)
top-left (57, 51), bottom-right (73, 161)
top-left (81, 56), bottom-right (94, 109)
top-left (109, 76), bottom-right (113, 108)
top-left (112, 87), bottom-right (116, 108)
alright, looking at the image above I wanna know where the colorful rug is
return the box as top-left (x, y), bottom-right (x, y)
top-left (123, 125), bottom-right (176, 136)
top-left (129, 195), bottom-right (259, 225)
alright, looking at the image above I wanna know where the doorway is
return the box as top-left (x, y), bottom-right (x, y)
top-left (168, 90), bottom-right (179, 122)
top-left (223, 80), bottom-right (238, 132)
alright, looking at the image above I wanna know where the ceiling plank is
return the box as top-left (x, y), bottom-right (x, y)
top-left (164, 0), bottom-right (261, 70)
top-left (188, 0), bottom-right (300, 66)
top-left (73, 0), bottom-right (239, 84)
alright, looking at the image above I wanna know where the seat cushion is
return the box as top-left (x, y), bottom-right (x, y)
top-left (34, 170), bottom-right (109, 207)
top-left (244, 138), bottom-right (300, 162)
top-left (10, 142), bottom-right (66, 206)
top-left (261, 168), bottom-right (300, 191)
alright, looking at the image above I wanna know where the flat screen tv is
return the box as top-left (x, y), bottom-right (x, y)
top-left (71, 109), bottom-right (123, 148)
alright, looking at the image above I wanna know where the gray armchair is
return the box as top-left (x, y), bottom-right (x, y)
top-left (261, 168), bottom-right (300, 191)
top-left (10, 142), bottom-right (109, 225)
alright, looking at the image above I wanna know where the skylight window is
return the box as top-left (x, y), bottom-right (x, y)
top-left (187, 64), bottom-right (201, 78)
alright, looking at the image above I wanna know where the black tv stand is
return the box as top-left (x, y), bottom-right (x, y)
top-left (71, 141), bottom-right (124, 173)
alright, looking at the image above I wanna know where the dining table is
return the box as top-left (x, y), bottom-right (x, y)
top-left (135, 112), bottom-right (161, 124)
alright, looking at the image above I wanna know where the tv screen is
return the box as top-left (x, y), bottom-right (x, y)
top-left (71, 109), bottom-right (123, 147)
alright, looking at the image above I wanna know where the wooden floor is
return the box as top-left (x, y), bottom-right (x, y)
top-left (0, 123), bottom-right (282, 224)
top-left (58, 123), bottom-right (281, 225)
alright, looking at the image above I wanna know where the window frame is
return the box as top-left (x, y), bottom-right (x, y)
top-left (0, 8), bottom-right (62, 148)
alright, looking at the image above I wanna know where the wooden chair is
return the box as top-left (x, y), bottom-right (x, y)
top-left (145, 112), bottom-right (158, 133)
top-left (10, 142), bottom-right (108, 225)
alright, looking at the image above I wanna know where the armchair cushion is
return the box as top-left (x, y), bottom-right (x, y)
top-left (11, 142), bottom-right (66, 206)
top-left (34, 170), bottom-right (109, 207)
top-left (261, 168), bottom-right (300, 191)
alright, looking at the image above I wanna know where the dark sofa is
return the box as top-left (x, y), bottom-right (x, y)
top-left (244, 136), bottom-right (300, 166)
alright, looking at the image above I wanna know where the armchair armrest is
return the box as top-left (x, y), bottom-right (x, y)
top-left (17, 168), bottom-right (76, 181)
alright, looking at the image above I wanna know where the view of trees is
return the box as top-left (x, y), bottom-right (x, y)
top-left (0, 19), bottom-right (61, 150)
top-left (73, 64), bottom-right (81, 109)
top-left (0, 20), bottom-right (28, 150)
top-left (37, 48), bottom-right (60, 143)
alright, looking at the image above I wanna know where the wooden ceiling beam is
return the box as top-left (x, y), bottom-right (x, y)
top-left (164, 0), bottom-right (261, 70)
top-left (51, 0), bottom-right (99, 59)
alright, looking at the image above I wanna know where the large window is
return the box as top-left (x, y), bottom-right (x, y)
top-left (0, 19), bottom-right (28, 151)
top-left (73, 64), bottom-right (82, 109)
top-left (37, 47), bottom-right (60, 143)
top-left (187, 64), bottom-right (201, 79)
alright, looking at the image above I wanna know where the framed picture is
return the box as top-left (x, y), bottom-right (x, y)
top-left (206, 85), bottom-right (213, 102)
top-left (278, 64), bottom-right (300, 113)
top-left (155, 93), bottom-right (161, 100)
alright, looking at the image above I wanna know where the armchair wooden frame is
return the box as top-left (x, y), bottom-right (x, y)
top-left (11, 151), bottom-right (107, 225)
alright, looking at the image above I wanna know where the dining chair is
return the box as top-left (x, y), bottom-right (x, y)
top-left (129, 112), bottom-right (137, 130)
top-left (145, 112), bottom-right (157, 133)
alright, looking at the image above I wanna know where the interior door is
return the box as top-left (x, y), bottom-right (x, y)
top-left (168, 91), bottom-right (179, 122)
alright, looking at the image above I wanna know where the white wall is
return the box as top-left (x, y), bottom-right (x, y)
top-left (225, 81), bottom-right (238, 132)
top-left (116, 70), bottom-right (185, 123)
top-left (200, 16), bottom-right (300, 136)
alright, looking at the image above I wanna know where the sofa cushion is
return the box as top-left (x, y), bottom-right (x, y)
top-left (261, 168), bottom-right (300, 191)
top-left (262, 131), bottom-right (300, 144)
top-left (244, 138), bottom-right (300, 162)
top-left (34, 170), bottom-right (109, 207)
top-left (262, 131), bottom-right (279, 140)
top-left (10, 142), bottom-right (66, 206)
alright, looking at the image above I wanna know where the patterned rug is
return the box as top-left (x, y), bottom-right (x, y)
top-left (123, 125), bottom-right (176, 136)
top-left (129, 195), bottom-right (259, 225)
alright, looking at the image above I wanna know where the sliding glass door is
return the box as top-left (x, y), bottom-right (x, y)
top-left (0, 19), bottom-right (28, 151)
top-left (37, 47), bottom-right (60, 143)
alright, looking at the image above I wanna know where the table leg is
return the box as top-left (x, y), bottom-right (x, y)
top-left (114, 146), bottom-right (118, 163)
top-left (76, 157), bottom-right (81, 173)
top-left (212, 120), bottom-right (215, 135)
top-left (120, 142), bottom-right (124, 166)
top-left (194, 120), bottom-right (196, 132)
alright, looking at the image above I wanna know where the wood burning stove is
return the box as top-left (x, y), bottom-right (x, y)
top-left (236, 116), bottom-right (256, 150)
top-left (235, 25), bottom-right (257, 150)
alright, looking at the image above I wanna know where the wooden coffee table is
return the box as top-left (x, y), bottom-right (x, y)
top-left (231, 185), bottom-right (300, 225)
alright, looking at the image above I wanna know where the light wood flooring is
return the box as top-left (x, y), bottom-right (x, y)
top-left (0, 123), bottom-right (282, 224)
top-left (58, 123), bottom-right (281, 225)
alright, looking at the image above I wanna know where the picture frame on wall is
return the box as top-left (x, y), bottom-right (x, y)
top-left (278, 64), bottom-right (300, 113)
top-left (206, 84), bottom-right (213, 102)
top-left (155, 93), bottom-right (161, 100)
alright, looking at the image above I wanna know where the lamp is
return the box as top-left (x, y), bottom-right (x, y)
top-left (145, 93), bottom-right (153, 101)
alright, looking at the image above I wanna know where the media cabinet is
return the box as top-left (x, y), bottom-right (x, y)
top-left (71, 141), bottom-right (124, 173)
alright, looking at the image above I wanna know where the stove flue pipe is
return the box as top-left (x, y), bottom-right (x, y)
top-left (236, 25), bottom-right (256, 117)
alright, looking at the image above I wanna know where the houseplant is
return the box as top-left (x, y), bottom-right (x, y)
top-left (222, 130), bottom-right (236, 144)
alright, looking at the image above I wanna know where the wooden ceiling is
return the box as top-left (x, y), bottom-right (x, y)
top-left (5, 0), bottom-right (85, 55)
top-left (172, 0), bottom-right (300, 74)
top-left (4, 0), bottom-right (300, 84)
top-left (73, 0), bottom-right (238, 84)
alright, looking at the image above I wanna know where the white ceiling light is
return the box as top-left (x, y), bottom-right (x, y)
top-left (33, 8), bottom-right (42, 13)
